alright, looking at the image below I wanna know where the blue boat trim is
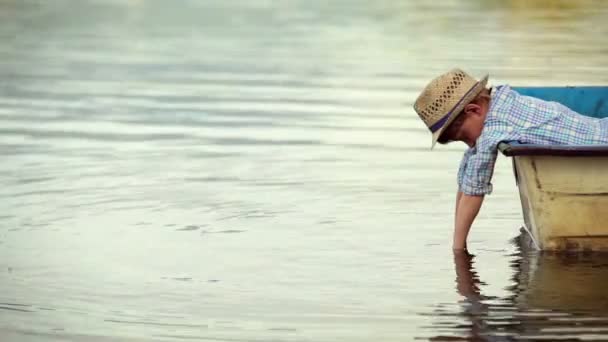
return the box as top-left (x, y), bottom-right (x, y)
top-left (498, 86), bottom-right (608, 156)
top-left (512, 86), bottom-right (608, 119)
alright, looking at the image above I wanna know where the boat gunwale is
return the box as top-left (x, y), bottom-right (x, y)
top-left (498, 141), bottom-right (608, 157)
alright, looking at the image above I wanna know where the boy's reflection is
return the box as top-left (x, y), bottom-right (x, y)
top-left (453, 250), bottom-right (484, 303)
top-left (430, 251), bottom-right (515, 341)
top-left (451, 251), bottom-right (491, 341)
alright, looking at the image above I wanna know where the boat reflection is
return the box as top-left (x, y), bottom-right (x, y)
top-left (428, 233), bottom-right (608, 341)
top-left (514, 234), bottom-right (608, 313)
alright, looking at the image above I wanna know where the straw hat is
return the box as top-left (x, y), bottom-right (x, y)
top-left (414, 68), bottom-right (488, 148)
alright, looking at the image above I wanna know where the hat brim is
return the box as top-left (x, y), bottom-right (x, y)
top-left (431, 74), bottom-right (489, 149)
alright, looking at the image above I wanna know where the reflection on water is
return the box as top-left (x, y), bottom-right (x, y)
top-left (1, 0), bottom-right (608, 341)
top-left (429, 234), bottom-right (608, 341)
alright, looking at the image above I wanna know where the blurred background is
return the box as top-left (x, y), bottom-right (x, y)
top-left (1, 0), bottom-right (608, 341)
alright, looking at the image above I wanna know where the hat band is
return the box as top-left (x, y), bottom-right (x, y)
top-left (429, 82), bottom-right (480, 133)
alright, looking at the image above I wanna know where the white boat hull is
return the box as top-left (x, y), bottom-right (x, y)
top-left (513, 154), bottom-right (608, 251)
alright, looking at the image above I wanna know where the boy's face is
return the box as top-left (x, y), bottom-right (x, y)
top-left (444, 101), bottom-right (490, 147)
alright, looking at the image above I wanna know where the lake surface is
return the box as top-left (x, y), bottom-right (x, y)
top-left (1, 1), bottom-right (608, 341)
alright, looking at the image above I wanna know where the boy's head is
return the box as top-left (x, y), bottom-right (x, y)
top-left (413, 69), bottom-right (490, 148)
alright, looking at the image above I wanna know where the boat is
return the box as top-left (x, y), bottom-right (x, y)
top-left (498, 86), bottom-right (608, 251)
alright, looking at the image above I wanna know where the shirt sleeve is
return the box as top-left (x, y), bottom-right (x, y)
top-left (459, 149), bottom-right (498, 195)
top-left (457, 148), bottom-right (474, 189)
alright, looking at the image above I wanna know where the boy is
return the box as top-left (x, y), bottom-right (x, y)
top-left (413, 68), bottom-right (608, 250)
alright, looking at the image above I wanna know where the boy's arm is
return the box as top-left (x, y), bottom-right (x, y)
top-left (455, 191), bottom-right (463, 214)
top-left (454, 145), bottom-right (497, 250)
top-left (455, 148), bottom-right (473, 214)
top-left (453, 194), bottom-right (484, 250)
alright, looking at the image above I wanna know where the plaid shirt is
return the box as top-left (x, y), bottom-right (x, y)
top-left (458, 85), bottom-right (608, 195)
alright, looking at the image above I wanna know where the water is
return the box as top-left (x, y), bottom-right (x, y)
top-left (1, 0), bottom-right (608, 341)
